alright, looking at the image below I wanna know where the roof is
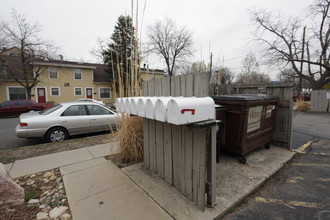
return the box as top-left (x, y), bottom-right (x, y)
top-left (34, 60), bottom-right (96, 69)
top-left (0, 55), bottom-right (26, 80)
top-left (140, 68), bottom-right (165, 75)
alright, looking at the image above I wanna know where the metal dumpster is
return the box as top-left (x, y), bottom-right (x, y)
top-left (211, 94), bottom-right (279, 163)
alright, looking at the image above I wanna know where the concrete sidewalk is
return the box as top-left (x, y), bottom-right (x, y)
top-left (6, 143), bottom-right (119, 178)
top-left (5, 143), bottom-right (172, 220)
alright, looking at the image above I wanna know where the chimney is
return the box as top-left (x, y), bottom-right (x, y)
top-left (59, 55), bottom-right (63, 61)
top-left (143, 63), bottom-right (146, 69)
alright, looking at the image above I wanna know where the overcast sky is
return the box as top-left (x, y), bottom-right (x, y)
top-left (1, 0), bottom-right (313, 79)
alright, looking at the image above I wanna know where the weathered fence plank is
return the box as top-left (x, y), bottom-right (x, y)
top-left (142, 82), bottom-right (149, 169)
top-left (155, 78), bottom-right (162, 96)
top-left (161, 77), bottom-right (171, 96)
top-left (149, 120), bottom-right (157, 172)
top-left (311, 90), bottom-right (329, 112)
top-left (148, 80), bottom-right (155, 96)
top-left (143, 119), bottom-right (149, 169)
top-left (197, 128), bottom-right (207, 211)
top-left (156, 121), bottom-right (164, 178)
top-left (180, 74), bottom-right (186, 96)
top-left (172, 124), bottom-right (183, 191)
top-left (194, 73), bottom-right (205, 97)
top-left (185, 74), bottom-right (194, 97)
top-left (171, 75), bottom-right (181, 97)
top-left (183, 127), bottom-right (193, 200)
top-left (163, 122), bottom-right (173, 185)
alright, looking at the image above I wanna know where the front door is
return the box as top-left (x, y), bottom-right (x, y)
top-left (86, 88), bottom-right (93, 99)
top-left (37, 88), bottom-right (46, 103)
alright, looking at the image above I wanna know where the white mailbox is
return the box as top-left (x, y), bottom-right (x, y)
top-left (155, 97), bottom-right (184, 122)
top-left (145, 97), bottom-right (158, 119)
top-left (167, 97), bottom-right (215, 125)
top-left (130, 97), bottom-right (140, 115)
top-left (119, 98), bottom-right (126, 113)
top-left (137, 97), bottom-right (149, 117)
top-left (115, 98), bottom-right (122, 112)
top-left (124, 98), bottom-right (132, 114)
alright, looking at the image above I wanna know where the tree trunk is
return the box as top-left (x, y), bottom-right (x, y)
top-left (26, 88), bottom-right (32, 100)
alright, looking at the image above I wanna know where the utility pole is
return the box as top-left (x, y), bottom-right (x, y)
top-left (209, 52), bottom-right (213, 95)
top-left (298, 26), bottom-right (306, 101)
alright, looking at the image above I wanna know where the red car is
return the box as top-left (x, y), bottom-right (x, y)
top-left (0, 100), bottom-right (48, 116)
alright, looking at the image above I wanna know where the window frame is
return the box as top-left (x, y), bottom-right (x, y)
top-left (74, 87), bottom-right (83, 96)
top-left (60, 105), bottom-right (88, 117)
top-left (98, 87), bottom-right (111, 99)
top-left (74, 69), bottom-right (82, 80)
top-left (50, 87), bottom-right (60, 96)
top-left (6, 86), bottom-right (27, 100)
top-left (49, 67), bottom-right (58, 79)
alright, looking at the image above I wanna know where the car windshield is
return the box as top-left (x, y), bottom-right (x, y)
top-left (39, 104), bottom-right (62, 115)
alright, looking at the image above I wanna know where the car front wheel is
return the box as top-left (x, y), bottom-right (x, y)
top-left (46, 127), bottom-right (68, 142)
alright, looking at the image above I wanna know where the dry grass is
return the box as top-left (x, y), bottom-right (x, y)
top-left (112, 115), bottom-right (143, 163)
top-left (294, 100), bottom-right (310, 112)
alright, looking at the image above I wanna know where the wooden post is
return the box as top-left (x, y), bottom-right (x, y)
top-left (207, 125), bottom-right (216, 207)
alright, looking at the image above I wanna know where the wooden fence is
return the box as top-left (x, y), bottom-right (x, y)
top-left (235, 84), bottom-right (293, 149)
top-left (311, 90), bottom-right (330, 112)
top-left (142, 73), bottom-right (212, 210)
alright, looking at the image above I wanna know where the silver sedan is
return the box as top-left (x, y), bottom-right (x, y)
top-left (16, 102), bottom-right (121, 142)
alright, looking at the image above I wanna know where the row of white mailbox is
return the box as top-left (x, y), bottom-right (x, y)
top-left (115, 96), bottom-right (215, 125)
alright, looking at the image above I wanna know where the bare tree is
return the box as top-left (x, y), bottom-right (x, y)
top-left (147, 18), bottom-right (193, 76)
top-left (251, 0), bottom-right (330, 89)
top-left (276, 68), bottom-right (297, 83)
top-left (236, 53), bottom-right (271, 85)
top-left (0, 20), bottom-right (8, 48)
top-left (213, 67), bottom-right (235, 95)
top-left (1, 10), bottom-right (57, 100)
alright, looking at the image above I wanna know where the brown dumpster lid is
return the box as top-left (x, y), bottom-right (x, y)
top-left (211, 94), bottom-right (279, 102)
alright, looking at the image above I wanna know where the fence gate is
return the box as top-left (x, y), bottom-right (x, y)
top-left (142, 73), bottom-right (215, 210)
top-left (311, 90), bottom-right (330, 112)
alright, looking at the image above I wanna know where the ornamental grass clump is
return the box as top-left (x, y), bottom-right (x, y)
top-left (295, 100), bottom-right (310, 112)
top-left (113, 114), bottom-right (143, 163)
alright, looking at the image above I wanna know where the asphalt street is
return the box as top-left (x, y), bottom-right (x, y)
top-left (223, 112), bottom-right (330, 220)
top-left (0, 117), bottom-right (43, 150)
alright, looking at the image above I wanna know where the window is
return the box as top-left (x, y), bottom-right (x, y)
top-left (40, 104), bottom-right (62, 115)
top-left (8, 87), bottom-right (26, 100)
top-left (49, 67), bottom-right (58, 79)
top-left (87, 105), bottom-right (112, 115)
top-left (16, 100), bottom-right (28, 106)
top-left (74, 87), bottom-right (82, 96)
top-left (27, 100), bottom-right (37, 106)
top-left (74, 69), bottom-right (82, 80)
top-left (99, 87), bottom-right (111, 99)
top-left (0, 101), bottom-right (14, 107)
top-left (61, 105), bottom-right (87, 116)
top-left (51, 87), bottom-right (60, 96)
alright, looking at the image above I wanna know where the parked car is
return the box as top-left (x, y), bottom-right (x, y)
top-left (0, 100), bottom-right (48, 116)
top-left (16, 102), bottom-right (120, 142)
top-left (74, 98), bottom-right (105, 105)
top-left (303, 91), bottom-right (311, 101)
top-left (292, 91), bottom-right (299, 102)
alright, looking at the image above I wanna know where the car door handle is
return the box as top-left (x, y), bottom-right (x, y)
top-left (62, 121), bottom-right (67, 122)
top-left (92, 119), bottom-right (96, 121)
